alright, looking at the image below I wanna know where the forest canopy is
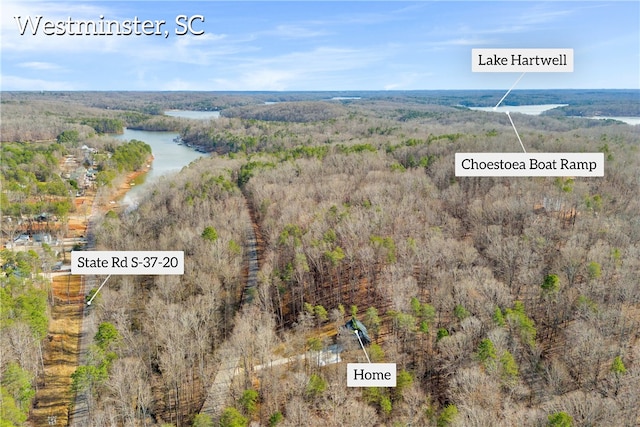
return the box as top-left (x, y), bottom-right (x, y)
top-left (1, 91), bottom-right (638, 427)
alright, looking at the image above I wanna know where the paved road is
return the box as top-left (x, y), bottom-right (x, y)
top-left (200, 219), bottom-right (259, 417)
top-left (68, 207), bottom-right (99, 426)
top-left (242, 227), bottom-right (259, 304)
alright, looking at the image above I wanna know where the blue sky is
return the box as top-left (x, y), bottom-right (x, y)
top-left (1, 1), bottom-right (638, 91)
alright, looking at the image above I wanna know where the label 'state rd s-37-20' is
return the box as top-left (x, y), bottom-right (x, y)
top-left (72, 251), bottom-right (184, 275)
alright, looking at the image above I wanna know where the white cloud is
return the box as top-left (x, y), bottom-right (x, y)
top-left (213, 69), bottom-right (297, 91)
top-left (429, 38), bottom-right (494, 48)
top-left (383, 72), bottom-right (434, 91)
top-left (517, 4), bottom-right (575, 26)
top-left (125, 32), bottom-right (258, 68)
top-left (0, 74), bottom-right (76, 90)
top-left (270, 24), bottom-right (330, 39)
top-left (209, 45), bottom-right (392, 91)
top-left (159, 78), bottom-right (204, 91)
top-left (18, 61), bottom-right (63, 71)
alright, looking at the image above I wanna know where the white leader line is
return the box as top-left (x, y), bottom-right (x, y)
top-left (494, 72), bottom-right (526, 110)
top-left (354, 330), bottom-right (372, 363)
top-left (492, 72), bottom-right (528, 152)
top-left (506, 111), bottom-right (527, 153)
top-left (87, 274), bottom-right (111, 306)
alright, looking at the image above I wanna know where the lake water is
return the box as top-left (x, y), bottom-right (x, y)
top-left (468, 105), bottom-right (639, 124)
top-left (164, 110), bottom-right (220, 120)
top-left (469, 104), bottom-right (569, 115)
top-left (588, 116), bottom-right (640, 126)
top-left (113, 128), bottom-right (206, 208)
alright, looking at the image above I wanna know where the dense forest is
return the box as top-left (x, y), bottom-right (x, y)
top-left (1, 99), bottom-right (154, 426)
top-left (2, 90), bottom-right (638, 139)
top-left (0, 249), bottom-right (50, 425)
top-left (1, 92), bottom-right (639, 426)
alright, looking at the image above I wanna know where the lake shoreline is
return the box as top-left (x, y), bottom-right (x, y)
top-left (106, 154), bottom-right (155, 211)
top-left (468, 104), bottom-right (569, 115)
top-left (114, 127), bottom-right (207, 208)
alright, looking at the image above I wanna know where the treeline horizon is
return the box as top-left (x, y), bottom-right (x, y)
top-left (2, 90), bottom-right (637, 145)
top-left (2, 88), bottom-right (639, 116)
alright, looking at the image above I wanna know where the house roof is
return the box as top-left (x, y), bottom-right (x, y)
top-left (344, 317), bottom-right (371, 345)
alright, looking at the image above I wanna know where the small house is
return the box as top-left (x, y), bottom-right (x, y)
top-left (33, 233), bottom-right (52, 244)
top-left (344, 317), bottom-right (371, 345)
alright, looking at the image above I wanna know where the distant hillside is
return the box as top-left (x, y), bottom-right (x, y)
top-left (222, 101), bottom-right (349, 122)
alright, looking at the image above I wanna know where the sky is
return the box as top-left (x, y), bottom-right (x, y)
top-left (1, 1), bottom-right (638, 91)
